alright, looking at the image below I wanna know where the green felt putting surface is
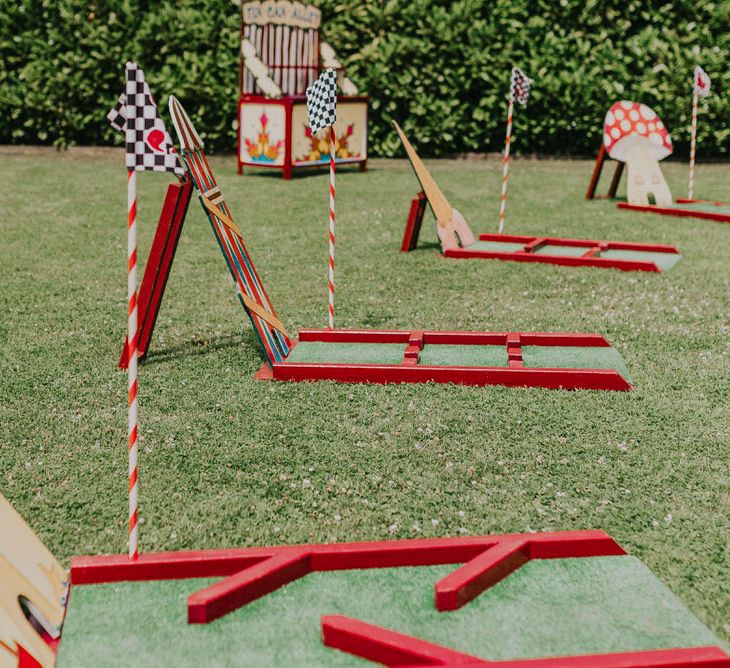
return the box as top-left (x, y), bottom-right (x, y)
top-left (57, 556), bottom-right (724, 667)
top-left (601, 249), bottom-right (682, 272)
top-left (673, 202), bottom-right (730, 215)
top-left (285, 341), bottom-right (405, 365)
top-left (465, 240), bottom-right (526, 253)
top-left (419, 344), bottom-right (508, 367)
top-left (522, 346), bottom-right (632, 383)
top-left (533, 244), bottom-right (592, 257)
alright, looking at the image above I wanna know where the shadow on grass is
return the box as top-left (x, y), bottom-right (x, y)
top-left (141, 333), bottom-right (249, 366)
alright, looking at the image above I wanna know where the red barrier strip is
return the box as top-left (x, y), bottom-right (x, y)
top-left (321, 616), bottom-right (730, 667)
top-left (617, 201), bottom-right (730, 223)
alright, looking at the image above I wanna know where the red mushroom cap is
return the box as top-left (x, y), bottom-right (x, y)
top-left (603, 101), bottom-right (672, 162)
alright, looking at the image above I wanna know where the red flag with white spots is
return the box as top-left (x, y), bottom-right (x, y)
top-left (694, 65), bottom-right (711, 98)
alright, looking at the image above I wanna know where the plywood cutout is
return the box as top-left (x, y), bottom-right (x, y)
top-left (392, 121), bottom-right (475, 250)
top-left (0, 494), bottom-right (67, 668)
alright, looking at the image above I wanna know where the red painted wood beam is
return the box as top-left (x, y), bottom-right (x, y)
top-left (435, 539), bottom-right (529, 611)
top-left (188, 551), bottom-right (311, 623)
top-left (617, 201), bottom-right (730, 223)
top-left (321, 614), bottom-right (486, 665)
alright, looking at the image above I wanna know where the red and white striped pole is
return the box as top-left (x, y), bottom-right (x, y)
top-left (687, 86), bottom-right (699, 200)
top-left (327, 126), bottom-right (336, 330)
top-left (498, 96), bottom-right (514, 234)
top-left (126, 168), bottom-right (139, 560)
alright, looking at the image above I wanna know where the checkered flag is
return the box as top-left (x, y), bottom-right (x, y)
top-left (694, 65), bottom-right (711, 98)
top-left (107, 62), bottom-right (183, 176)
top-left (306, 69), bottom-right (337, 134)
top-left (510, 67), bottom-right (533, 107)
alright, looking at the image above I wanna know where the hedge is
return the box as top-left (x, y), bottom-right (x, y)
top-left (0, 0), bottom-right (727, 157)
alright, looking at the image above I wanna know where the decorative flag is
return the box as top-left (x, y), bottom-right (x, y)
top-left (510, 67), bottom-right (533, 106)
top-left (694, 65), bottom-right (711, 98)
top-left (108, 62), bottom-right (183, 176)
top-left (306, 68), bottom-right (337, 134)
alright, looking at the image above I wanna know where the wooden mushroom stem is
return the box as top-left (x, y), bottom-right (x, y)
top-left (623, 143), bottom-right (672, 207)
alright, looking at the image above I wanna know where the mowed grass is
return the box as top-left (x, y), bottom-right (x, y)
top-left (0, 150), bottom-right (728, 642)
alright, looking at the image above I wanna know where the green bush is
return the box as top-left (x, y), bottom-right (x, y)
top-left (0, 0), bottom-right (727, 156)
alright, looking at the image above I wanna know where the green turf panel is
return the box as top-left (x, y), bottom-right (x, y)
top-left (57, 557), bottom-right (725, 667)
top-left (419, 344), bottom-right (508, 367)
top-left (285, 341), bottom-right (405, 365)
top-left (675, 202), bottom-right (730, 215)
top-left (465, 240), bottom-right (525, 253)
top-left (522, 345), bottom-right (632, 383)
top-left (533, 244), bottom-right (592, 257)
top-left (601, 249), bottom-right (682, 272)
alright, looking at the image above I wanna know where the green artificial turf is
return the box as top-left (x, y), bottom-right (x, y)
top-left (601, 249), bottom-right (682, 272)
top-left (673, 201), bottom-right (730, 215)
top-left (285, 341), bottom-right (405, 365)
top-left (1, 151), bottom-right (728, 646)
top-left (533, 243), bottom-right (591, 257)
top-left (522, 346), bottom-right (632, 383)
top-left (466, 239), bottom-right (525, 252)
top-left (419, 343), bottom-right (508, 367)
top-left (57, 556), bottom-right (725, 667)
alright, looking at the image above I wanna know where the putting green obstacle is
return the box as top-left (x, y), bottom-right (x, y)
top-left (163, 97), bottom-right (634, 392)
top-left (58, 554), bottom-right (727, 666)
top-left (395, 124), bottom-right (682, 273)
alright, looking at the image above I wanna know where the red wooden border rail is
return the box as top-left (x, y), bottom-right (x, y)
top-left (445, 233), bottom-right (679, 273)
top-left (254, 328), bottom-right (632, 391)
top-left (322, 615), bottom-right (730, 667)
top-left (617, 199), bottom-right (730, 223)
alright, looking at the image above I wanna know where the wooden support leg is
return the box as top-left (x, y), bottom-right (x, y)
top-left (400, 191), bottom-right (427, 252)
top-left (585, 145), bottom-right (606, 200)
top-left (607, 161), bottom-right (625, 199)
top-left (119, 180), bottom-right (193, 368)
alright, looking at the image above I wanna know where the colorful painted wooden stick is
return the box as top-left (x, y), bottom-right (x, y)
top-left (328, 125), bottom-right (336, 329)
top-left (126, 168), bottom-right (139, 561)
top-left (498, 67), bottom-right (532, 234)
top-left (688, 89), bottom-right (699, 200)
top-left (497, 96), bottom-right (514, 234)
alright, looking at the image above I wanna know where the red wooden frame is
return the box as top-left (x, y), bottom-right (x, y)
top-left (585, 144), bottom-right (625, 201)
top-left (446, 233), bottom-right (679, 272)
top-left (617, 199), bottom-right (730, 223)
top-left (237, 94), bottom-right (369, 180)
top-left (119, 179), bottom-right (193, 368)
top-left (322, 616), bottom-right (730, 667)
top-left (401, 191), bottom-right (679, 272)
top-left (254, 328), bottom-right (632, 391)
top-left (68, 531), bottom-right (730, 666)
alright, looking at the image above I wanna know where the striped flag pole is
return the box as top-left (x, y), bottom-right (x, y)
top-left (327, 125), bottom-right (336, 330)
top-left (127, 168), bottom-right (139, 561)
top-left (498, 96), bottom-right (514, 234)
top-left (687, 87), bottom-right (699, 200)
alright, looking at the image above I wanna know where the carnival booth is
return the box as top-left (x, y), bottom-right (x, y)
top-left (236, 0), bottom-right (368, 179)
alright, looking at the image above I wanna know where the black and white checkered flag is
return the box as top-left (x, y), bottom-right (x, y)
top-left (510, 67), bottom-right (533, 107)
top-left (107, 62), bottom-right (183, 176)
top-left (306, 69), bottom-right (337, 134)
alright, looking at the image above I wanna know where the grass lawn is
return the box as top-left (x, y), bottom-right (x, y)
top-left (0, 150), bottom-right (727, 645)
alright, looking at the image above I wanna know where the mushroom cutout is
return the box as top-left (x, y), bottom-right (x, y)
top-left (603, 101), bottom-right (673, 207)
